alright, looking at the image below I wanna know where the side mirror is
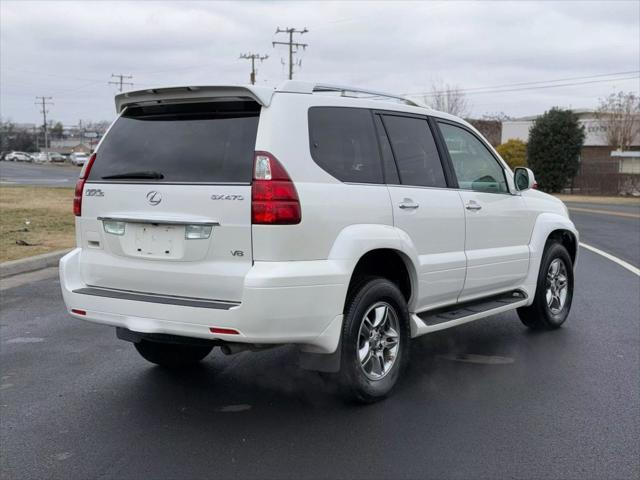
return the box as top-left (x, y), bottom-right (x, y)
top-left (514, 167), bottom-right (536, 191)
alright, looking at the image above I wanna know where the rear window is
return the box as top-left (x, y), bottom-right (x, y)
top-left (308, 107), bottom-right (383, 184)
top-left (89, 101), bottom-right (260, 183)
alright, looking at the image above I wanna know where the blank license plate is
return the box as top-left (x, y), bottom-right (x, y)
top-left (133, 224), bottom-right (183, 257)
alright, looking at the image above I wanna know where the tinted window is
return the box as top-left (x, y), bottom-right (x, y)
top-left (373, 115), bottom-right (400, 184)
top-left (89, 101), bottom-right (260, 183)
top-left (382, 115), bottom-right (446, 188)
top-left (438, 122), bottom-right (508, 194)
top-left (308, 107), bottom-right (383, 184)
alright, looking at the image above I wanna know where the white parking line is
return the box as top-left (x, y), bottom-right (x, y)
top-left (580, 242), bottom-right (640, 277)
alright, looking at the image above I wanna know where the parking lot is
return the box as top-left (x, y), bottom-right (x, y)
top-left (0, 161), bottom-right (80, 187)
top-left (1, 197), bottom-right (638, 479)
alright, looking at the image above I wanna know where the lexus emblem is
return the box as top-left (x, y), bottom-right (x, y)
top-left (146, 191), bottom-right (162, 206)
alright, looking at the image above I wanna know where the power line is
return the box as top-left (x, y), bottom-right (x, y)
top-left (406, 71), bottom-right (640, 97)
top-left (239, 53), bottom-right (269, 85)
top-left (453, 70), bottom-right (639, 94)
top-left (34, 96), bottom-right (53, 153)
top-left (108, 73), bottom-right (133, 92)
top-left (272, 27), bottom-right (308, 80)
top-left (443, 75), bottom-right (639, 97)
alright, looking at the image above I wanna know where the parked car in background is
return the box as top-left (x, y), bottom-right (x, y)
top-left (70, 152), bottom-right (90, 166)
top-left (48, 152), bottom-right (66, 162)
top-left (33, 152), bottom-right (67, 163)
top-left (5, 151), bottom-right (33, 162)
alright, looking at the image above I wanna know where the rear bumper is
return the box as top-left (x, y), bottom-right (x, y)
top-left (59, 248), bottom-right (348, 353)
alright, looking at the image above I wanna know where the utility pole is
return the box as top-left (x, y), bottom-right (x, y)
top-left (239, 53), bottom-right (269, 85)
top-left (108, 73), bottom-right (133, 92)
top-left (35, 96), bottom-right (53, 154)
top-left (78, 120), bottom-right (85, 150)
top-left (272, 27), bottom-right (308, 80)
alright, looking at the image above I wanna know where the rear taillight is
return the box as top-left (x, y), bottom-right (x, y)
top-left (73, 153), bottom-right (96, 216)
top-left (251, 151), bottom-right (301, 225)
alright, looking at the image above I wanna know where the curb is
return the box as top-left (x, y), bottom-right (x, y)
top-left (0, 249), bottom-right (71, 279)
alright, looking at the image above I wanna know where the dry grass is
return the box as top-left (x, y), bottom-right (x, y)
top-left (0, 186), bottom-right (75, 262)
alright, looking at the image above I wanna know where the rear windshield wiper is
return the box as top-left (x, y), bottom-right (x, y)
top-left (102, 171), bottom-right (164, 180)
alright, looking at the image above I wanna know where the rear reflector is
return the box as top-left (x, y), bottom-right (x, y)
top-left (73, 152), bottom-right (97, 216)
top-left (71, 309), bottom-right (86, 315)
top-left (209, 327), bottom-right (240, 335)
top-left (252, 151), bottom-right (301, 225)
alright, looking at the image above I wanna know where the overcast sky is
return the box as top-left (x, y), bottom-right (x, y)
top-left (1, 0), bottom-right (639, 125)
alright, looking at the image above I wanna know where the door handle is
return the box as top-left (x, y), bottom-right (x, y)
top-left (399, 201), bottom-right (419, 210)
top-left (465, 201), bottom-right (482, 211)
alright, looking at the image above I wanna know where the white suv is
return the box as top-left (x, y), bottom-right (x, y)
top-left (60, 81), bottom-right (578, 402)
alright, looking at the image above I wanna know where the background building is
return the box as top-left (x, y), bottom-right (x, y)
top-left (502, 110), bottom-right (640, 195)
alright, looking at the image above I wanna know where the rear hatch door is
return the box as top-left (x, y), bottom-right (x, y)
top-left (79, 100), bottom-right (259, 302)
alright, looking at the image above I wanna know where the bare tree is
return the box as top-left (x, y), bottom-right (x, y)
top-left (481, 112), bottom-right (512, 122)
top-left (595, 91), bottom-right (640, 151)
top-left (422, 80), bottom-right (470, 117)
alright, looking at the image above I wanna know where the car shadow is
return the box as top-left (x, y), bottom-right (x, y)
top-left (111, 310), bottom-right (571, 417)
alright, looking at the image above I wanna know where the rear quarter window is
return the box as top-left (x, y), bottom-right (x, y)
top-left (89, 101), bottom-right (260, 184)
top-left (308, 107), bottom-right (383, 184)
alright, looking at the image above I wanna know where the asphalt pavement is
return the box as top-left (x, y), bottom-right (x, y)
top-left (1, 247), bottom-right (638, 480)
top-left (566, 201), bottom-right (640, 267)
top-left (1, 200), bottom-right (639, 480)
top-left (0, 161), bottom-right (80, 187)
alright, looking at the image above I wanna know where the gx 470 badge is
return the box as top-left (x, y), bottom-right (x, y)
top-left (211, 194), bottom-right (244, 201)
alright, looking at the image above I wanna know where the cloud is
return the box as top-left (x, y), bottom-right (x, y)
top-left (1, 0), bottom-right (638, 124)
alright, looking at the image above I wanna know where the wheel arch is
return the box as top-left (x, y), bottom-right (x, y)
top-left (547, 228), bottom-right (578, 265)
top-left (344, 248), bottom-right (417, 313)
top-left (327, 224), bottom-right (420, 313)
top-left (522, 212), bottom-right (579, 302)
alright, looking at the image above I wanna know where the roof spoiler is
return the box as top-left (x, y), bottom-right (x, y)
top-left (114, 85), bottom-right (275, 113)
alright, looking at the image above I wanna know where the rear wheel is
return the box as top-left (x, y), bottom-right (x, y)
top-left (338, 277), bottom-right (410, 403)
top-left (134, 340), bottom-right (213, 368)
top-left (518, 242), bottom-right (574, 330)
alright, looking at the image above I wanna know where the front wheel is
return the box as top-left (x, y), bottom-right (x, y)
top-left (518, 242), bottom-right (574, 330)
top-left (338, 277), bottom-right (411, 403)
top-left (134, 340), bottom-right (213, 368)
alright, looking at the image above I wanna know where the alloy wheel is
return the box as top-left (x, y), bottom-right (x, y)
top-left (357, 302), bottom-right (400, 380)
top-left (546, 258), bottom-right (569, 314)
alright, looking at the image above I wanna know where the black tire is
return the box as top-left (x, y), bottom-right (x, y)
top-left (338, 277), bottom-right (411, 403)
top-left (134, 340), bottom-right (213, 368)
top-left (517, 242), bottom-right (574, 330)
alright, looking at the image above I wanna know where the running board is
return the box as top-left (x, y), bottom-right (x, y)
top-left (411, 290), bottom-right (529, 337)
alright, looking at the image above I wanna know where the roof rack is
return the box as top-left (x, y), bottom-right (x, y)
top-left (276, 81), bottom-right (426, 108)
